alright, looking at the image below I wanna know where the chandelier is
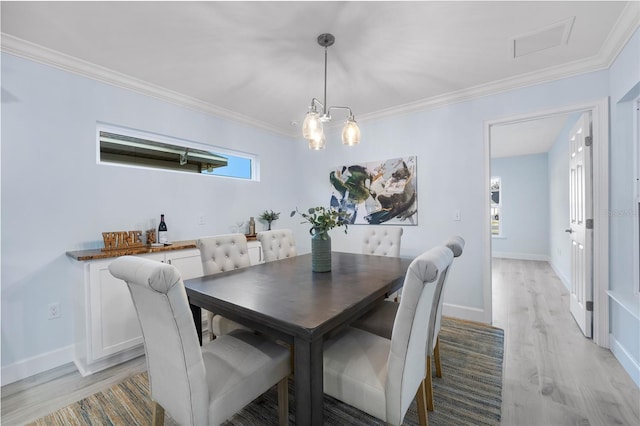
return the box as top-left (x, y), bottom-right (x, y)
top-left (302, 33), bottom-right (361, 150)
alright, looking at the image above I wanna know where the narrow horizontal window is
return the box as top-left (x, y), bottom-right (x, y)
top-left (98, 125), bottom-right (256, 180)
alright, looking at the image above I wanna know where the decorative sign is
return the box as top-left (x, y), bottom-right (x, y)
top-left (329, 156), bottom-right (417, 225)
top-left (102, 230), bottom-right (144, 251)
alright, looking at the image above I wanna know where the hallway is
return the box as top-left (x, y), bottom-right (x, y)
top-left (493, 258), bottom-right (639, 425)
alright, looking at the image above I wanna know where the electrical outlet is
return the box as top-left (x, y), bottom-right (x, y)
top-left (453, 209), bottom-right (461, 221)
top-left (198, 215), bottom-right (206, 225)
top-left (48, 302), bottom-right (61, 320)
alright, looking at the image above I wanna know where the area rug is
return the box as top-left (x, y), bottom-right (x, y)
top-left (28, 317), bottom-right (503, 425)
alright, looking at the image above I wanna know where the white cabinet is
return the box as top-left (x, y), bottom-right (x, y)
top-left (166, 248), bottom-right (203, 279)
top-left (248, 240), bottom-right (263, 265)
top-left (73, 249), bottom-right (202, 376)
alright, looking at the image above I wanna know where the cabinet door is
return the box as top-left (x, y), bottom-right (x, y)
top-left (166, 249), bottom-right (203, 279)
top-left (87, 253), bottom-right (163, 361)
top-left (247, 241), bottom-right (263, 265)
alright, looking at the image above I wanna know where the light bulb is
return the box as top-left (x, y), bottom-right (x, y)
top-left (342, 117), bottom-right (361, 146)
top-left (302, 110), bottom-right (323, 140)
top-left (308, 131), bottom-right (326, 150)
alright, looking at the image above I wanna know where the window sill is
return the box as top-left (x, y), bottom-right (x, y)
top-left (608, 291), bottom-right (640, 321)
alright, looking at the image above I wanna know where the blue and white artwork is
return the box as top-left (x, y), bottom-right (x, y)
top-left (329, 156), bottom-right (417, 225)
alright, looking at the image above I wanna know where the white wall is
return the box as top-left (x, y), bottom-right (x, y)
top-left (607, 26), bottom-right (640, 387)
top-left (490, 153), bottom-right (550, 260)
top-left (0, 53), bottom-right (298, 374)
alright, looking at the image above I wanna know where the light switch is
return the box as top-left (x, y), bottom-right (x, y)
top-left (453, 209), bottom-right (461, 221)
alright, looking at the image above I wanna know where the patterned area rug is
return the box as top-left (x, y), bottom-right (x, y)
top-left (28, 318), bottom-right (503, 425)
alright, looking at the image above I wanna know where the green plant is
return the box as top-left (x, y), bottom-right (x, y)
top-left (259, 210), bottom-right (280, 222)
top-left (290, 206), bottom-right (349, 240)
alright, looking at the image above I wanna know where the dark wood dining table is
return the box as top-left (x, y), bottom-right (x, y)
top-left (184, 251), bottom-right (411, 426)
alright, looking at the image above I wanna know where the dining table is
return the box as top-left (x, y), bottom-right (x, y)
top-left (184, 251), bottom-right (412, 426)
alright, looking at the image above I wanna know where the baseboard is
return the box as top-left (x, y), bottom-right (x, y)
top-left (492, 252), bottom-right (550, 262)
top-left (443, 303), bottom-right (488, 324)
top-left (549, 260), bottom-right (571, 290)
top-left (609, 333), bottom-right (640, 388)
top-left (1, 344), bottom-right (74, 386)
top-left (2, 318), bottom-right (209, 386)
top-left (74, 345), bottom-right (145, 378)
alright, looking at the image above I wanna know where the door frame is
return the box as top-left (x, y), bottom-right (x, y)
top-left (483, 97), bottom-right (610, 348)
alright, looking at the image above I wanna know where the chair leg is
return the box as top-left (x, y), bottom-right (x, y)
top-left (425, 355), bottom-right (434, 411)
top-left (277, 376), bottom-right (289, 426)
top-left (207, 311), bottom-right (215, 341)
top-left (416, 380), bottom-right (429, 426)
top-left (151, 401), bottom-right (164, 426)
top-left (434, 336), bottom-right (442, 378)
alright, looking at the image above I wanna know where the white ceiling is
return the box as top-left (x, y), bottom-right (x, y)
top-left (490, 113), bottom-right (574, 158)
top-left (1, 1), bottom-right (638, 153)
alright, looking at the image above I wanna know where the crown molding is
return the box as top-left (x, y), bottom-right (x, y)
top-left (0, 33), bottom-right (290, 138)
top-left (2, 1), bottom-right (638, 138)
top-left (600, 1), bottom-right (640, 68)
top-left (358, 1), bottom-right (640, 124)
top-left (358, 55), bottom-right (608, 124)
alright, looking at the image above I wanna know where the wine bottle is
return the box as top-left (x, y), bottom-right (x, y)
top-left (158, 214), bottom-right (168, 244)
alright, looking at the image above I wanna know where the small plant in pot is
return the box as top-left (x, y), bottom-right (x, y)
top-left (259, 210), bottom-right (280, 231)
top-left (290, 206), bottom-right (349, 272)
top-left (290, 206), bottom-right (349, 239)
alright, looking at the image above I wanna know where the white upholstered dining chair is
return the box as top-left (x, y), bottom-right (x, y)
top-left (108, 256), bottom-right (290, 426)
top-left (322, 245), bottom-right (454, 426)
top-left (362, 226), bottom-right (403, 257)
top-left (362, 227), bottom-right (404, 300)
top-left (196, 234), bottom-right (252, 339)
top-left (351, 235), bottom-right (465, 411)
top-left (430, 236), bottom-right (465, 386)
top-left (256, 229), bottom-right (297, 262)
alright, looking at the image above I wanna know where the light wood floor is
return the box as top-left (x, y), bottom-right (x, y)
top-left (2, 258), bottom-right (638, 425)
top-left (493, 258), bottom-right (639, 426)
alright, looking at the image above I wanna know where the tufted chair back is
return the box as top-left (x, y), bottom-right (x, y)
top-left (110, 255), bottom-right (291, 426)
top-left (362, 227), bottom-right (403, 257)
top-left (256, 229), bottom-right (297, 262)
top-left (108, 256), bottom-right (209, 425)
top-left (196, 233), bottom-right (251, 274)
top-left (385, 245), bottom-right (454, 424)
top-left (430, 235), bottom-right (465, 350)
top-left (322, 245), bottom-right (453, 425)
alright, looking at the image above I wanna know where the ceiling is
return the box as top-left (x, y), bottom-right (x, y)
top-left (490, 113), bottom-right (573, 158)
top-left (1, 1), bottom-right (638, 153)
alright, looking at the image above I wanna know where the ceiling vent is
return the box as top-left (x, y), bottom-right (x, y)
top-left (511, 17), bottom-right (575, 58)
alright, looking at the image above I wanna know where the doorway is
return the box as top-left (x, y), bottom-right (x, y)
top-left (483, 98), bottom-right (610, 348)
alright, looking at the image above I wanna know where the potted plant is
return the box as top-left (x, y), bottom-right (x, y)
top-left (259, 210), bottom-right (280, 231)
top-left (291, 206), bottom-right (349, 272)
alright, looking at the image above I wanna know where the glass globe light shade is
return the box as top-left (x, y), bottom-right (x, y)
top-left (302, 110), bottom-right (323, 140)
top-left (342, 118), bottom-right (361, 146)
top-left (308, 131), bottom-right (326, 150)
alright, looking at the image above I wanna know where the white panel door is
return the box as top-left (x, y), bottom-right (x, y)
top-left (568, 112), bottom-right (593, 338)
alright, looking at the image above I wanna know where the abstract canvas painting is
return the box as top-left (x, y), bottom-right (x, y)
top-left (329, 156), bottom-right (417, 225)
